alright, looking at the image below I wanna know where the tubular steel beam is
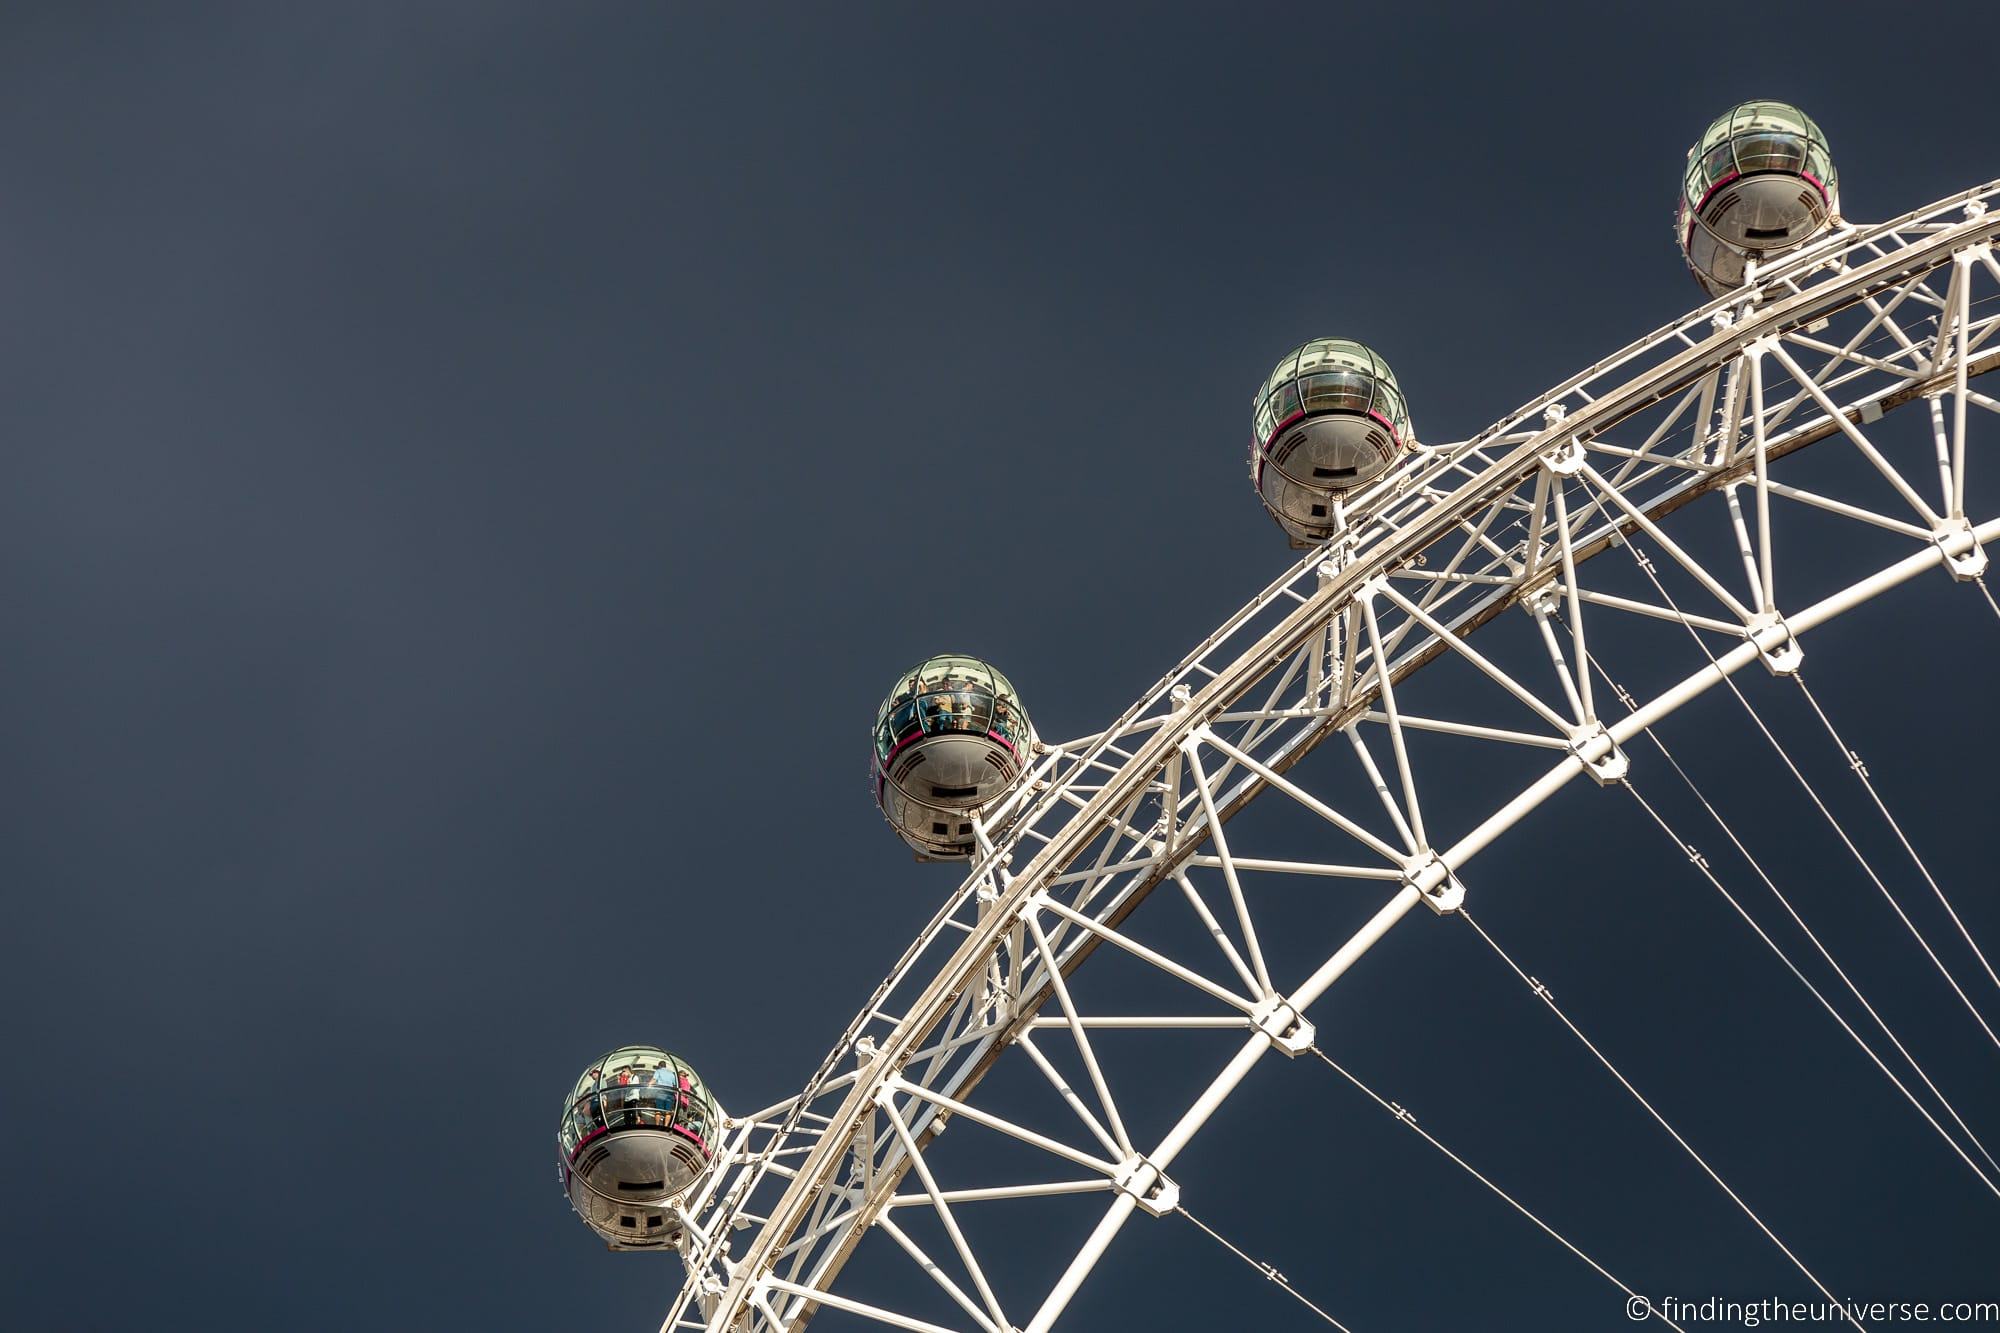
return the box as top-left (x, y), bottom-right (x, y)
top-left (677, 197), bottom-right (2000, 1333)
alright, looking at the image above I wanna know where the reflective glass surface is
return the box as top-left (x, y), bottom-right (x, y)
top-left (873, 654), bottom-right (1029, 767)
top-left (1682, 100), bottom-right (1835, 208)
top-left (1251, 338), bottom-right (1411, 447)
top-left (1300, 370), bottom-right (1372, 414)
top-left (558, 1045), bottom-right (720, 1162)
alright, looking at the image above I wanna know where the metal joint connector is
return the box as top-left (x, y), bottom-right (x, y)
top-left (868, 1073), bottom-right (903, 1111)
top-left (1249, 993), bottom-right (1316, 1055)
top-left (1402, 849), bottom-right (1465, 915)
top-left (1930, 516), bottom-right (1989, 581)
top-left (1747, 611), bottom-right (1804, 675)
top-left (1114, 1154), bottom-right (1180, 1216)
top-left (1567, 722), bottom-right (1629, 785)
top-left (1540, 436), bottom-right (1584, 477)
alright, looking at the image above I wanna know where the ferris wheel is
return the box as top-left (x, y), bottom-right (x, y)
top-left (564, 103), bottom-right (2000, 1332)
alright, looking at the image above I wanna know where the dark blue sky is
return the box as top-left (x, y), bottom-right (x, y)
top-left (3, 5), bottom-right (1996, 1329)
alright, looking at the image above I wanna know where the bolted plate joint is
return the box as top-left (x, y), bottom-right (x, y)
top-left (1540, 436), bottom-right (1584, 476)
top-left (1748, 611), bottom-right (1804, 675)
top-left (1931, 517), bottom-right (1989, 581)
top-left (1403, 849), bottom-right (1466, 915)
top-left (1567, 722), bottom-right (1629, 786)
top-left (1250, 993), bottom-right (1317, 1056)
top-left (1115, 1154), bottom-right (1181, 1217)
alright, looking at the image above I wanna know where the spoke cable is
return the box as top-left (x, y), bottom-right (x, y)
top-left (1790, 673), bottom-right (2000, 996)
top-left (1173, 1203), bottom-right (1358, 1332)
top-left (1459, 907), bottom-right (1867, 1329)
top-left (1575, 637), bottom-right (2000, 1184)
top-left (1974, 574), bottom-right (2000, 623)
top-left (1622, 777), bottom-right (2000, 1195)
top-left (1611, 531), bottom-right (2000, 1053)
top-left (1304, 1044), bottom-right (1687, 1331)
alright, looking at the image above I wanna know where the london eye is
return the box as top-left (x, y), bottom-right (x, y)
top-left (569, 103), bottom-right (2000, 1333)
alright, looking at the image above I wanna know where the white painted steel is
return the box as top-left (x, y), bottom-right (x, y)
top-left (651, 181), bottom-right (2000, 1333)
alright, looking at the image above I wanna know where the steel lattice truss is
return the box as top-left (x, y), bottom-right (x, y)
top-left (659, 182), bottom-right (2000, 1333)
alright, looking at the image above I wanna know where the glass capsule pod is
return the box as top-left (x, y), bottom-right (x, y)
top-left (872, 654), bottom-right (1033, 859)
top-left (557, 1045), bottom-right (722, 1250)
top-left (1679, 100), bottom-right (1838, 296)
top-left (1250, 338), bottom-right (1413, 547)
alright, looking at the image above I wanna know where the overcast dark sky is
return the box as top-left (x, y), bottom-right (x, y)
top-left (3, 4), bottom-right (1998, 1330)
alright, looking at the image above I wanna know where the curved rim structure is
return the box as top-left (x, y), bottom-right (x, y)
top-left (659, 181), bottom-right (2000, 1333)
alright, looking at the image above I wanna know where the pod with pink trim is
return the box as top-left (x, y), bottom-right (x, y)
top-left (1679, 100), bottom-right (1839, 296)
top-left (557, 1045), bottom-right (722, 1250)
top-left (1250, 338), bottom-right (1412, 548)
top-left (872, 654), bottom-right (1033, 860)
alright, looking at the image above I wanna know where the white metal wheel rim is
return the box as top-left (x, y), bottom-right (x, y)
top-left (658, 181), bottom-right (2000, 1333)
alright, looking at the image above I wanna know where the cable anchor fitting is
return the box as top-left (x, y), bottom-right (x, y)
top-left (1540, 436), bottom-right (1584, 477)
top-left (1249, 993), bottom-right (1317, 1056)
top-left (1567, 721), bottom-right (1629, 786)
top-left (1403, 849), bottom-right (1466, 915)
top-left (1524, 580), bottom-right (1562, 619)
top-left (1747, 610), bottom-right (1804, 675)
top-left (1113, 1153), bottom-right (1180, 1216)
top-left (1931, 516), bottom-right (1989, 581)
